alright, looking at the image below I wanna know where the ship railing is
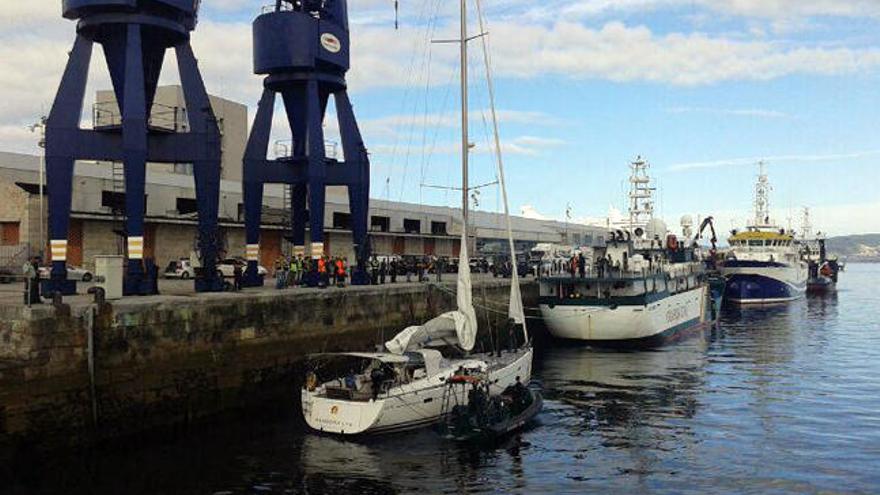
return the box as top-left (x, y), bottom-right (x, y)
top-left (273, 139), bottom-right (340, 160)
top-left (93, 101), bottom-right (185, 133)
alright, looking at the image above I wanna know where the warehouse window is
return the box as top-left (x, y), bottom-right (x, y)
top-left (431, 221), bottom-right (447, 235)
top-left (176, 198), bottom-right (198, 215)
top-left (403, 219), bottom-right (421, 234)
top-left (102, 191), bottom-right (126, 212)
top-left (333, 212), bottom-right (352, 230)
top-left (371, 216), bottom-right (390, 232)
top-left (15, 182), bottom-right (47, 195)
top-left (102, 191), bottom-right (146, 213)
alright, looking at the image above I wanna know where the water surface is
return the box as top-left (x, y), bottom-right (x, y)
top-left (9, 264), bottom-right (880, 494)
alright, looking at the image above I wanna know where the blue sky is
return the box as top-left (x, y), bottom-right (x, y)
top-left (2, 1), bottom-right (879, 235)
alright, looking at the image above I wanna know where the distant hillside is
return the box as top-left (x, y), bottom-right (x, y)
top-left (825, 234), bottom-right (880, 262)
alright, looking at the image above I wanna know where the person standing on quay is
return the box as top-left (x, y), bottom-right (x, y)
top-left (22, 256), bottom-right (40, 305)
top-left (276, 256), bottom-right (288, 289)
top-left (317, 256), bottom-right (327, 288)
top-left (335, 257), bottom-right (346, 288)
top-left (390, 258), bottom-right (398, 284)
top-left (436, 256), bottom-right (444, 282)
top-left (379, 259), bottom-right (387, 285)
top-left (233, 262), bottom-right (243, 291)
top-left (370, 256), bottom-right (379, 285)
top-left (290, 255), bottom-right (300, 287)
top-left (578, 252), bottom-right (586, 278)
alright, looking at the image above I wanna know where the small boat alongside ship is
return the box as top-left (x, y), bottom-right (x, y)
top-left (806, 237), bottom-right (842, 294)
top-left (720, 163), bottom-right (808, 304)
top-left (798, 208), bottom-right (842, 294)
top-left (438, 375), bottom-right (542, 443)
top-left (538, 158), bottom-right (723, 349)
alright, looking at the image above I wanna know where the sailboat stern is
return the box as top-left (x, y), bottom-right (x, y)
top-left (301, 389), bottom-right (385, 435)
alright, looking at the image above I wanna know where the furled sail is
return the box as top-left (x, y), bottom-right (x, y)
top-left (385, 225), bottom-right (477, 354)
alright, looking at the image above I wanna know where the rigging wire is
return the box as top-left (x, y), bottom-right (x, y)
top-left (388, 0), bottom-right (441, 204)
top-left (475, 0), bottom-right (528, 337)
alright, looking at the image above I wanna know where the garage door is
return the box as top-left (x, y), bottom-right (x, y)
top-left (0, 222), bottom-right (20, 245)
top-left (260, 230), bottom-right (281, 269)
top-left (68, 219), bottom-right (83, 266)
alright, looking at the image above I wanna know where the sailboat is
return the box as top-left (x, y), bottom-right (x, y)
top-left (300, 0), bottom-right (533, 435)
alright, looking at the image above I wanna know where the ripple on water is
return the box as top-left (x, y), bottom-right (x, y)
top-left (6, 265), bottom-right (880, 495)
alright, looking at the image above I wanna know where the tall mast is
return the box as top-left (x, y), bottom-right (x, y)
top-left (460, 0), bottom-right (469, 230)
top-left (627, 156), bottom-right (654, 229)
top-left (801, 206), bottom-right (812, 240)
top-left (754, 160), bottom-right (771, 227)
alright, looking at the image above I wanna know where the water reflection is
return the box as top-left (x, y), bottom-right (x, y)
top-left (6, 266), bottom-right (880, 495)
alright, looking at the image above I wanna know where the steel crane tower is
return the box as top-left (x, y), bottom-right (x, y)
top-left (45, 0), bottom-right (224, 295)
top-left (242, 0), bottom-right (371, 287)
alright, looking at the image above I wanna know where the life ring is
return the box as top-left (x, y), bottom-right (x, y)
top-left (666, 235), bottom-right (678, 251)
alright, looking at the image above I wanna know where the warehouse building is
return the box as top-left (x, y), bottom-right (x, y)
top-left (0, 87), bottom-right (606, 271)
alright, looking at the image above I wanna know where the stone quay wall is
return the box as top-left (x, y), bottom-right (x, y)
top-left (0, 279), bottom-right (537, 455)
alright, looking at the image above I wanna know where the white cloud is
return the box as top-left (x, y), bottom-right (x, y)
top-left (548, 0), bottom-right (880, 20)
top-left (4, 4), bottom-right (880, 154)
top-left (667, 150), bottom-right (880, 172)
top-left (484, 21), bottom-right (880, 85)
top-left (371, 134), bottom-right (565, 157)
top-left (666, 106), bottom-right (789, 118)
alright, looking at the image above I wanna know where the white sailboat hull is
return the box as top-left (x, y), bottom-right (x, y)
top-left (302, 347), bottom-right (533, 435)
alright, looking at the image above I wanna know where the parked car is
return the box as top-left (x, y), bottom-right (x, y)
top-left (164, 259), bottom-right (196, 279)
top-left (469, 258), bottom-right (489, 273)
top-left (38, 265), bottom-right (93, 282)
top-left (217, 258), bottom-right (267, 278)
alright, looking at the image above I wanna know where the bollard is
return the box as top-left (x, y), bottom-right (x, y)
top-left (88, 286), bottom-right (106, 305)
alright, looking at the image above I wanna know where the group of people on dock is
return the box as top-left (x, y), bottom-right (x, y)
top-left (267, 254), bottom-right (350, 289)
top-left (266, 254), bottom-right (452, 290)
top-left (541, 253), bottom-right (589, 278)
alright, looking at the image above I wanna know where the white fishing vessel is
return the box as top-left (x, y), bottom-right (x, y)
top-left (301, 1), bottom-right (532, 435)
top-left (720, 162), bottom-right (808, 304)
top-left (538, 158), bottom-right (721, 348)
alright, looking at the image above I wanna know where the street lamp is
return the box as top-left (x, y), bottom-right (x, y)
top-left (565, 202), bottom-right (572, 245)
top-left (28, 116), bottom-right (47, 258)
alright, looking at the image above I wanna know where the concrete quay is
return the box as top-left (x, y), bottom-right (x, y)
top-left (0, 276), bottom-right (537, 457)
